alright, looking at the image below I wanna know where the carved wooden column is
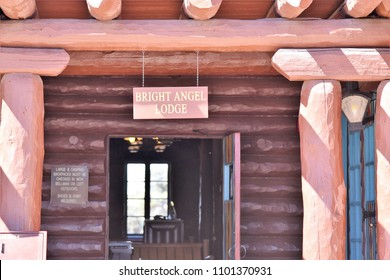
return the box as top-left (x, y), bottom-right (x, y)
top-left (375, 80), bottom-right (390, 260)
top-left (0, 73), bottom-right (44, 231)
top-left (299, 80), bottom-right (347, 259)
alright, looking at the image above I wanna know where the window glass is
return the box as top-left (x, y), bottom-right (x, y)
top-left (126, 217), bottom-right (144, 235)
top-left (127, 164), bottom-right (145, 182)
top-left (150, 163), bottom-right (168, 181)
top-left (126, 162), bottom-right (169, 235)
top-left (126, 199), bottom-right (145, 216)
top-left (150, 199), bottom-right (168, 217)
top-left (127, 181), bottom-right (145, 198)
top-left (150, 182), bottom-right (168, 198)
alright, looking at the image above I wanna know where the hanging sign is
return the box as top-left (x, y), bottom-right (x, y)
top-left (133, 86), bottom-right (208, 119)
top-left (50, 165), bottom-right (88, 205)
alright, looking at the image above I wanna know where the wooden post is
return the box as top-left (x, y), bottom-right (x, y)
top-left (86, 0), bottom-right (122, 21)
top-left (375, 80), bottom-right (390, 260)
top-left (376, 0), bottom-right (390, 18)
top-left (343, 0), bottom-right (382, 18)
top-left (182, 0), bottom-right (223, 20)
top-left (275, 0), bottom-right (313, 19)
top-left (0, 0), bottom-right (36, 19)
top-left (0, 73), bottom-right (44, 231)
top-left (299, 80), bottom-right (346, 259)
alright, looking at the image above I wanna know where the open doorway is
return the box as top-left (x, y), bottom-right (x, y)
top-left (108, 136), bottom-right (224, 259)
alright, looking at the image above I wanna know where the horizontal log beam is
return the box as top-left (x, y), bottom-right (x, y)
top-left (343, 0), bottom-right (382, 18)
top-left (241, 198), bottom-right (303, 217)
top-left (46, 237), bottom-right (105, 259)
top-left (0, 0), bottom-right (36, 19)
top-left (183, 0), bottom-right (223, 20)
top-left (41, 201), bottom-right (106, 216)
top-left (242, 155), bottom-right (301, 178)
top-left (241, 216), bottom-right (302, 236)
top-left (44, 134), bottom-right (106, 154)
top-left (63, 51), bottom-right (278, 76)
top-left (0, 47), bottom-right (69, 76)
top-left (242, 236), bottom-right (302, 259)
top-left (272, 48), bottom-right (390, 81)
top-left (241, 135), bottom-right (300, 156)
top-left (1, 19), bottom-right (389, 52)
top-left (42, 76), bottom-right (302, 97)
top-left (276, 0), bottom-right (313, 19)
top-left (44, 115), bottom-right (298, 136)
top-left (41, 217), bottom-right (105, 236)
top-left (241, 177), bottom-right (302, 199)
top-left (376, 0), bottom-right (390, 18)
top-left (86, 0), bottom-right (121, 21)
top-left (43, 94), bottom-right (298, 116)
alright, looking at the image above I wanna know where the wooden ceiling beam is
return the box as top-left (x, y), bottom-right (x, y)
top-left (328, 2), bottom-right (347, 19)
top-left (0, 47), bottom-right (70, 76)
top-left (272, 48), bottom-right (390, 81)
top-left (343, 0), bottom-right (382, 18)
top-left (275, 0), bottom-right (313, 19)
top-left (0, 0), bottom-right (37, 19)
top-left (62, 51), bottom-right (278, 76)
top-left (182, 0), bottom-right (223, 20)
top-left (265, 2), bottom-right (277, 18)
top-left (376, 0), bottom-right (390, 18)
top-left (86, 0), bottom-right (121, 20)
top-left (1, 19), bottom-right (389, 52)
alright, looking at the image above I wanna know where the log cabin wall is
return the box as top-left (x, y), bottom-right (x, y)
top-left (41, 75), bottom-right (302, 260)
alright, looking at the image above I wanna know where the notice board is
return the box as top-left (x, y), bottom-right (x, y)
top-left (50, 165), bottom-right (88, 205)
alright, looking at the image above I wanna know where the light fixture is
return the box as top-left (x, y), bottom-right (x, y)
top-left (124, 136), bottom-right (174, 153)
top-left (342, 93), bottom-right (370, 124)
top-left (128, 145), bottom-right (140, 153)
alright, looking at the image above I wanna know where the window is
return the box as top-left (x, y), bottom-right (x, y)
top-left (126, 163), bottom-right (169, 235)
top-left (342, 112), bottom-right (377, 260)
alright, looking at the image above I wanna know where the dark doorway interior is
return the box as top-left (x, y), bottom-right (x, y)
top-left (108, 136), bottom-right (223, 259)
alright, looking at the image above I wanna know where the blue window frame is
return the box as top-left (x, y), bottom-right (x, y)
top-left (342, 115), bottom-right (377, 260)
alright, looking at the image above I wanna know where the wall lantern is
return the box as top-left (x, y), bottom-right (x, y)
top-left (342, 93), bottom-right (370, 123)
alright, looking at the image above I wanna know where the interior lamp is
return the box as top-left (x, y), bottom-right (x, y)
top-left (341, 94), bottom-right (370, 123)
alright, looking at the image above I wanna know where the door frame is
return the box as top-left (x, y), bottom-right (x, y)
top-left (106, 133), bottom-right (241, 259)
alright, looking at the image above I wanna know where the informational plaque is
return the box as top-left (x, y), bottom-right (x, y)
top-left (50, 165), bottom-right (88, 205)
top-left (133, 86), bottom-right (208, 119)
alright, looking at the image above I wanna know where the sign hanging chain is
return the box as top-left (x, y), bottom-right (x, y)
top-left (196, 51), bottom-right (199, 87)
top-left (142, 50), bottom-right (145, 87)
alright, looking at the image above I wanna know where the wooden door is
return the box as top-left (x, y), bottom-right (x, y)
top-left (222, 133), bottom-right (241, 259)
